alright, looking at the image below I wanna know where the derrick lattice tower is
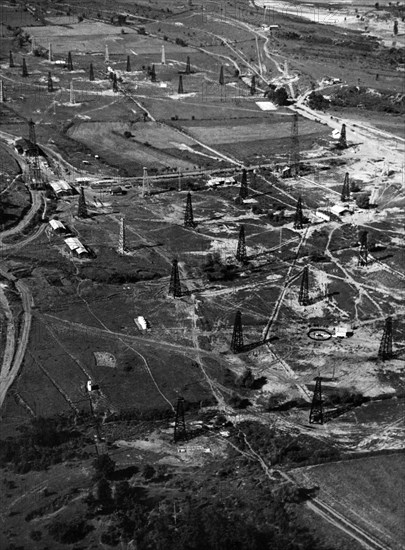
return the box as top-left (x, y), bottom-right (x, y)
top-left (236, 224), bottom-right (247, 263)
top-left (126, 55), bottom-right (131, 72)
top-left (299, 265), bottom-right (309, 306)
top-left (184, 192), bottom-right (196, 228)
top-left (290, 112), bottom-right (300, 177)
top-left (48, 42), bottom-right (52, 62)
top-left (378, 317), bottom-right (393, 361)
top-left (338, 123), bottom-right (347, 149)
top-left (89, 63), bottom-right (95, 81)
top-left (77, 186), bottom-right (88, 218)
top-left (250, 75), bottom-right (256, 95)
top-left (309, 377), bottom-right (324, 424)
top-left (358, 230), bottom-right (368, 266)
top-left (9, 51), bottom-right (14, 68)
top-left (22, 57), bottom-right (28, 77)
top-left (169, 259), bottom-right (182, 298)
top-left (48, 71), bottom-right (54, 92)
top-left (231, 310), bottom-right (244, 353)
top-left (173, 397), bottom-right (187, 442)
top-left (239, 168), bottom-right (248, 199)
top-left (341, 172), bottom-right (350, 201)
top-left (293, 196), bottom-right (304, 229)
top-left (142, 167), bottom-right (151, 197)
top-left (178, 74), bottom-right (184, 94)
top-left (185, 56), bottom-right (191, 74)
top-left (67, 51), bottom-right (73, 71)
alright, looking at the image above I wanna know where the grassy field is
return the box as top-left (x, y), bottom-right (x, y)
top-left (290, 454), bottom-right (405, 550)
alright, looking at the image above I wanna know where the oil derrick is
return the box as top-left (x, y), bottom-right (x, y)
top-left (293, 195), bottom-right (304, 229)
top-left (219, 65), bottom-right (224, 85)
top-left (150, 64), bottom-right (156, 82)
top-left (9, 51), bottom-right (14, 68)
top-left (169, 259), bottom-right (182, 298)
top-left (126, 55), bottom-right (131, 72)
top-left (28, 119), bottom-right (38, 155)
top-left (48, 42), bottom-right (52, 62)
top-left (290, 112), bottom-right (299, 177)
top-left (142, 167), bottom-right (150, 197)
top-left (89, 63), bottom-right (95, 81)
top-left (299, 265), bottom-right (309, 306)
top-left (184, 192), bottom-right (196, 228)
top-left (112, 73), bottom-right (118, 92)
top-left (77, 186), bottom-right (88, 218)
top-left (47, 71), bottom-right (54, 92)
top-left (309, 376), bottom-right (324, 424)
top-left (185, 56), bottom-right (191, 74)
top-left (161, 45), bottom-right (166, 65)
top-left (358, 230), bottom-right (368, 266)
top-left (67, 51), bottom-right (73, 71)
top-left (239, 168), bottom-right (248, 199)
top-left (69, 81), bottom-right (75, 104)
top-left (378, 316), bottom-right (393, 361)
top-left (236, 224), bottom-right (247, 263)
top-left (173, 397), bottom-right (187, 442)
top-left (105, 44), bottom-right (109, 63)
top-left (250, 75), bottom-right (256, 96)
top-left (22, 57), bottom-right (28, 77)
top-left (231, 310), bottom-right (244, 353)
top-left (338, 123), bottom-right (347, 149)
top-left (117, 217), bottom-right (126, 254)
top-left (341, 172), bottom-right (350, 202)
top-left (178, 74), bottom-right (184, 94)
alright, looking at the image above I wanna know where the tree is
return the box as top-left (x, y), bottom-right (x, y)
top-left (356, 193), bottom-right (370, 209)
top-left (274, 87), bottom-right (289, 106)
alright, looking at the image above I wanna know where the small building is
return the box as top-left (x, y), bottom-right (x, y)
top-left (315, 210), bottom-right (331, 222)
top-left (49, 180), bottom-right (74, 197)
top-left (135, 316), bottom-right (150, 330)
top-left (64, 237), bottom-right (89, 257)
top-left (333, 325), bottom-right (353, 338)
top-left (330, 204), bottom-right (351, 217)
top-left (110, 185), bottom-right (124, 195)
top-left (207, 176), bottom-right (236, 187)
top-left (49, 219), bottom-right (67, 234)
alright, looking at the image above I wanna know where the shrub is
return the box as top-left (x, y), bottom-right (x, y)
top-left (48, 516), bottom-right (93, 544)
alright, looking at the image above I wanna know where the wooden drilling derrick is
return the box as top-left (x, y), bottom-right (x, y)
top-left (178, 74), bottom-right (184, 94)
top-left (184, 192), bottom-right (196, 228)
top-left (358, 230), bottom-right (368, 266)
top-left (250, 75), bottom-right (256, 95)
top-left (290, 112), bottom-right (300, 177)
top-left (299, 265), bottom-right (309, 306)
top-left (67, 51), bottom-right (73, 71)
top-left (48, 42), bottom-right (52, 62)
top-left (338, 123), bottom-right (347, 149)
top-left (185, 56), bottom-right (191, 74)
top-left (22, 57), bottom-right (28, 77)
top-left (112, 73), bottom-right (118, 92)
top-left (236, 225), bottom-right (247, 263)
top-left (309, 377), bottom-right (324, 424)
top-left (341, 172), bottom-right (350, 201)
top-left (239, 169), bottom-right (248, 199)
top-left (89, 63), bottom-right (95, 81)
top-left (142, 167), bottom-right (151, 197)
top-left (378, 317), bottom-right (393, 361)
top-left (9, 50), bottom-right (15, 68)
top-left (126, 55), bottom-right (131, 72)
top-left (150, 64), bottom-right (156, 82)
top-left (173, 397), bottom-right (187, 442)
top-left (231, 310), bottom-right (244, 353)
top-left (293, 196), bottom-right (304, 229)
top-left (47, 71), bottom-right (54, 92)
top-left (169, 259), bottom-right (182, 298)
top-left (77, 186), bottom-right (88, 218)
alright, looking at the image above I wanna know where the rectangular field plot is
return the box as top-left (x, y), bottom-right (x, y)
top-left (291, 454), bottom-right (405, 550)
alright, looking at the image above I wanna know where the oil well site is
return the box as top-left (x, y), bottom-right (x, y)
top-left (0, 0), bottom-right (404, 549)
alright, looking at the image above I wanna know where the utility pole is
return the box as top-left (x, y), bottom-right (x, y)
top-left (358, 230), bottom-right (368, 266)
top-left (341, 172), bottom-right (350, 201)
top-left (309, 377), bottom-right (324, 424)
top-left (239, 168), bottom-right (248, 199)
top-left (299, 265), bottom-right (309, 306)
top-left (69, 81), bottom-right (75, 104)
top-left (48, 42), bottom-right (52, 62)
top-left (290, 113), bottom-right (299, 177)
top-left (293, 196), bottom-right (304, 229)
top-left (169, 259), bottom-right (182, 298)
top-left (105, 43), bottom-right (109, 64)
top-left (184, 192), bottom-right (196, 228)
top-left (173, 397), bottom-right (187, 442)
top-left (161, 45), bottom-right (166, 65)
top-left (236, 225), bottom-right (247, 263)
top-left (231, 310), bottom-right (244, 353)
top-left (378, 317), bottom-right (393, 361)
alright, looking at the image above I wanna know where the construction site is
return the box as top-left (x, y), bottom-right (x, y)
top-left (0, 0), bottom-right (404, 549)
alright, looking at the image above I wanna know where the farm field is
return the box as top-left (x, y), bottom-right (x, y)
top-left (290, 453), bottom-right (405, 550)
